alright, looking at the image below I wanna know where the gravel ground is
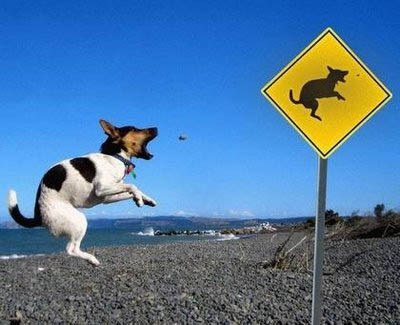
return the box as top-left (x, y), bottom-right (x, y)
top-left (0, 233), bottom-right (399, 324)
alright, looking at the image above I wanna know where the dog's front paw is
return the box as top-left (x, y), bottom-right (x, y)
top-left (133, 196), bottom-right (144, 207)
top-left (141, 193), bottom-right (157, 207)
top-left (130, 189), bottom-right (144, 207)
top-left (144, 198), bottom-right (157, 207)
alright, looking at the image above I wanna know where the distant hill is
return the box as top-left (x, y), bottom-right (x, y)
top-left (87, 216), bottom-right (310, 232)
top-left (0, 216), bottom-right (310, 231)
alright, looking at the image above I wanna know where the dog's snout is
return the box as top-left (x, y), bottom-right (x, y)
top-left (149, 127), bottom-right (158, 137)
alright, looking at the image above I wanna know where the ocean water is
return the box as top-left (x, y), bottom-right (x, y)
top-left (0, 227), bottom-right (238, 259)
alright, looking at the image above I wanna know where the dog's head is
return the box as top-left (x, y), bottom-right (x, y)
top-left (327, 66), bottom-right (348, 83)
top-left (99, 119), bottom-right (158, 160)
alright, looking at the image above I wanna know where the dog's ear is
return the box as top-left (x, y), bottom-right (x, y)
top-left (99, 119), bottom-right (119, 139)
top-left (327, 66), bottom-right (333, 72)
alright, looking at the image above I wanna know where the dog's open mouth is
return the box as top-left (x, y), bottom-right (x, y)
top-left (140, 127), bottom-right (158, 160)
top-left (341, 71), bottom-right (348, 83)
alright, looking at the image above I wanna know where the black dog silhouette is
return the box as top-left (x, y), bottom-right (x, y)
top-left (289, 66), bottom-right (348, 121)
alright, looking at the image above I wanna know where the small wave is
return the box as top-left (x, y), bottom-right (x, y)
top-left (136, 227), bottom-right (155, 236)
top-left (216, 233), bottom-right (240, 241)
top-left (203, 230), bottom-right (218, 236)
top-left (0, 253), bottom-right (45, 260)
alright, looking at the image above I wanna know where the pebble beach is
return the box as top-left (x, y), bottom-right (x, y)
top-left (0, 233), bottom-right (399, 324)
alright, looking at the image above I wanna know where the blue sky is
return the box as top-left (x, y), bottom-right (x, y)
top-left (1, 0), bottom-right (399, 220)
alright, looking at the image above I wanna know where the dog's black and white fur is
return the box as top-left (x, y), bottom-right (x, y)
top-left (8, 120), bottom-right (158, 265)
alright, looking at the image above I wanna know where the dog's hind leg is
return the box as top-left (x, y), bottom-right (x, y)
top-left (43, 201), bottom-right (99, 265)
top-left (307, 100), bottom-right (322, 121)
top-left (67, 237), bottom-right (100, 266)
top-left (64, 209), bottom-right (100, 266)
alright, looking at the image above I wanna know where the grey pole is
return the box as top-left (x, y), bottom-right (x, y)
top-left (311, 157), bottom-right (328, 325)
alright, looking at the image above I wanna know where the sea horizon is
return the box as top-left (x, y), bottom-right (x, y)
top-left (0, 216), bottom-right (309, 258)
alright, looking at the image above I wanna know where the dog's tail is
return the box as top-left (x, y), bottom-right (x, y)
top-left (8, 189), bottom-right (42, 228)
top-left (289, 90), bottom-right (301, 104)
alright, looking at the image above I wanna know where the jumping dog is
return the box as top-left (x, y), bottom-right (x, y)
top-left (8, 119), bottom-right (158, 265)
top-left (289, 66), bottom-right (348, 121)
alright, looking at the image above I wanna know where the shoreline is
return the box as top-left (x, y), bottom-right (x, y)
top-left (0, 227), bottom-right (246, 258)
top-left (1, 233), bottom-right (399, 323)
top-left (0, 231), bottom-right (245, 259)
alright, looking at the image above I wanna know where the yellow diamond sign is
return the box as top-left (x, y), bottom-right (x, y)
top-left (261, 28), bottom-right (392, 158)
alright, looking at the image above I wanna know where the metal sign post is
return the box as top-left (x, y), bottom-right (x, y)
top-left (311, 157), bottom-right (328, 324)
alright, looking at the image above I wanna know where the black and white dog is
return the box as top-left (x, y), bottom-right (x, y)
top-left (8, 120), bottom-right (158, 265)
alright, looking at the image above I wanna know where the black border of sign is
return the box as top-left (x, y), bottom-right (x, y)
top-left (262, 29), bottom-right (392, 158)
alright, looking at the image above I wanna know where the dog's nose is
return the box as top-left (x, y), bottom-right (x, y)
top-left (149, 127), bottom-right (158, 137)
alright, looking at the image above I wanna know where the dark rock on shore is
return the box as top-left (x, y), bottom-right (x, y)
top-left (0, 233), bottom-right (399, 324)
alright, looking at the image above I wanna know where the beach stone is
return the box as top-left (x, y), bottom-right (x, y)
top-left (0, 234), bottom-right (399, 323)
